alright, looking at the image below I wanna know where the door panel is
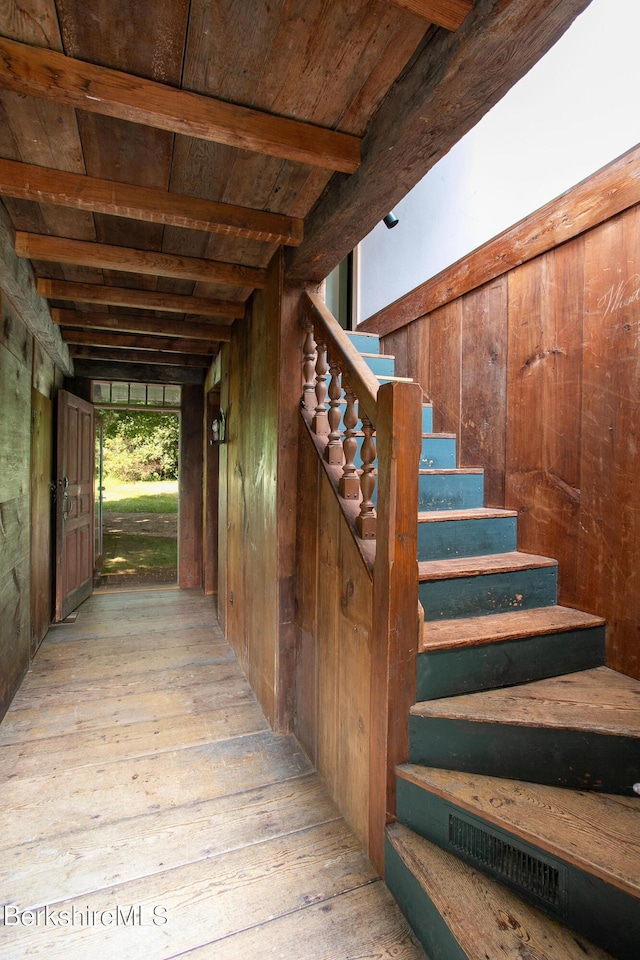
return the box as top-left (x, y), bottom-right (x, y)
top-left (55, 390), bottom-right (94, 621)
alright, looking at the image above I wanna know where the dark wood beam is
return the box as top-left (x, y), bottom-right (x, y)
top-left (0, 200), bottom-right (72, 374)
top-left (69, 345), bottom-right (210, 367)
top-left (16, 233), bottom-right (267, 288)
top-left (72, 358), bottom-right (205, 384)
top-left (62, 328), bottom-right (217, 354)
top-left (0, 37), bottom-right (360, 173)
top-left (287, 0), bottom-right (593, 283)
top-left (0, 159), bottom-right (303, 246)
top-left (384, 0), bottom-right (473, 31)
top-left (37, 279), bottom-right (244, 318)
top-left (51, 308), bottom-right (232, 342)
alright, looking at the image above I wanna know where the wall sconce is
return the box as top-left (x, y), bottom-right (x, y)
top-left (383, 211), bottom-right (399, 229)
top-left (210, 410), bottom-right (226, 445)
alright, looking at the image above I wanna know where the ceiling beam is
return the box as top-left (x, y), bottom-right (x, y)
top-left (69, 346), bottom-right (210, 368)
top-left (287, 0), bottom-right (593, 283)
top-left (36, 279), bottom-right (244, 318)
top-left (0, 159), bottom-right (303, 246)
top-left (16, 232), bottom-right (267, 288)
top-left (384, 0), bottom-right (473, 31)
top-left (0, 200), bottom-right (72, 375)
top-left (0, 37), bottom-right (360, 174)
top-left (62, 328), bottom-right (217, 355)
top-left (51, 308), bottom-right (232, 342)
top-left (72, 358), bottom-right (205, 384)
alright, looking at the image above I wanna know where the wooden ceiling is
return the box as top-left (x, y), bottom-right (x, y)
top-left (0, 0), bottom-right (592, 380)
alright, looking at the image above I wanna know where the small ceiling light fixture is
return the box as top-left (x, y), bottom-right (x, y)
top-left (383, 211), bottom-right (399, 229)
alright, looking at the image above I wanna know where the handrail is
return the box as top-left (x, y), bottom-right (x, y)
top-left (303, 291), bottom-right (379, 424)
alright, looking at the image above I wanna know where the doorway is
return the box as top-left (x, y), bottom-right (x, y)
top-left (92, 381), bottom-right (181, 589)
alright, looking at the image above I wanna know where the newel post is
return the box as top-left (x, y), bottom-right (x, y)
top-left (368, 380), bottom-right (422, 875)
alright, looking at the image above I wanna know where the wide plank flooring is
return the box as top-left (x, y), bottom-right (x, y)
top-left (0, 588), bottom-right (425, 959)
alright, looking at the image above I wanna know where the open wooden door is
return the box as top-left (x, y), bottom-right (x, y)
top-left (55, 390), bottom-right (94, 621)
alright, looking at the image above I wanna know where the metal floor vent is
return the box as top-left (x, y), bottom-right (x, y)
top-left (448, 814), bottom-right (561, 908)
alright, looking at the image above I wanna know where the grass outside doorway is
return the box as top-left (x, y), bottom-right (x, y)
top-left (99, 480), bottom-right (178, 586)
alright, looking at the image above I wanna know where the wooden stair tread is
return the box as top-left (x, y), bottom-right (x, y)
top-left (419, 468), bottom-right (482, 475)
top-left (396, 765), bottom-right (640, 899)
top-left (359, 351), bottom-right (395, 359)
top-left (419, 551), bottom-right (557, 581)
top-left (387, 822), bottom-right (615, 959)
top-left (418, 507), bottom-right (518, 523)
top-left (421, 605), bottom-right (605, 652)
top-left (421, 433), bottom-right (456, 440)
top-left (411, 666), bottom-right (640, 736)
top-left (376, 374), bottom-right (414, 382)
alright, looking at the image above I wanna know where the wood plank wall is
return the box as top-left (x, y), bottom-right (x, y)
top-left (219, 253), bottom-right (301, 732)
top-left (380, 202), bottom-right (640, 680)
top-left (0, 292), bottom-right (61, 721)
top-left (294, 421), bottom-right (374, 851)
top-left (178, 384), bottom-right (204, 589)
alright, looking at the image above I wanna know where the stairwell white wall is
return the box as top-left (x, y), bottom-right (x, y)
top-left (357, 0), bottom-right (640, 322)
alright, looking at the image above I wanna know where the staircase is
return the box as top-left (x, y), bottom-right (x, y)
top-left (346, 330), bottom-right (640, 960)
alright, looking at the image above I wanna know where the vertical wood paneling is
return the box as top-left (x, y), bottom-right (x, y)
top-left (428, 300), bottom-right (462, 434)
top-left (179, 384), bottom-right (204, 589)
top-left (293, 425), bottom-right (374, 851)
top-left (460, 277), bottom-right (508, 505)
top-left (203, 390), bottom-right (220, 597)
top-left (30, 389), bottom-right (52, 654)
top-left (580, 210), bottom-right (640, 677)
top-left (381, 326), bottom-right (409, 378)
top-left (379, 192), bottom-right (640, 679)
top-left (0, 298), bottom-right (32, 720)
top-left (506, 245), bottom-right (584, 600)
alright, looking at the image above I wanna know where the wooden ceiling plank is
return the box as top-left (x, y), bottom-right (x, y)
top-left (51, 308), bottom-right (232, 342)
top-left (15, 232), bottom-right (267, 288)
top-left (71, 358), bottom-right (205, 383)
top-left (0, 37), bottom-right (361, 173)
top-left (62, 328), bottom-right (218, 354)
top-left (384, 0), bottom-right (473, 31)
top-left (69, 346), bottom-right (210, 368)
top-left (0, 159), bottom-right (303, 246)
top-left (36, 278), bottom-right (245, 318)
top-left (287, 0), bottom-right (594, 283)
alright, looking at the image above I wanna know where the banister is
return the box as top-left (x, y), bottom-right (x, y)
top-left (303, 291), bottom-right (379, 426)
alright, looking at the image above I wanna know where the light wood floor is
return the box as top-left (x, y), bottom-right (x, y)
top-left (0, 588), bottom-right (426, 959)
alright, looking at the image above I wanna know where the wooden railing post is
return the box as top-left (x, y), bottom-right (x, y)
top-left (339, 377), bottom-right (360, 499)
top-left (356, 414), bottom-right (377, 539)
top-left (369, 379), bottom-right (422, 875)
top-left (312, 338), bottom-right (329, 435)
top-left (324, 351), bottom-right (343, 464)
top-left (301, 325), bottom-right (317, 412)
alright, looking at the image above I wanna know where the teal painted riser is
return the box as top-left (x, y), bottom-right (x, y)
top-left (360, 354), bottom-right (395, 377)
top-left (346, 332), bottom-right (380, 353)
top-left (395, 780), bottom-right (638, 960)
top-left (418, 514), bottom-right (516, 560)
top-left (420, 565), bottom-right (558, 620)
top-left (422, 406), bottom-right (433, 433)
top-left (407, 716), bottom-right (640, 795)
top-left (385, 837), bottom-right (468, 960)
top-left (416, 624), bottom-right (606, 700)
top-left (418, 472), bottom-right (484, 511)
top-left (420, 436), bottom-right (456, 469)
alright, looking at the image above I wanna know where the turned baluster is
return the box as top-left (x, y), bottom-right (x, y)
top-left (324, 352), bottom-right (344, 464)
top-left (312, 338), bottom-right (329, 435)
top-left (339, 379), bottom-right (360, 499)
top-left (301, 325), bottom-right (317, 412)
top-left (356, 414), bottom-right (377, 539)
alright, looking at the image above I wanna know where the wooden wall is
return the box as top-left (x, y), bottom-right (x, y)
top-left (379, 199), bottom-right (640, 680)
top-left (0, 292), bottom-right (61, 721)
top-left (294, 421), bottom-right (374, 849)
top-left (178, 384), bottom-right (204, 589)
top-left (219, 253), bottom-right (301, 732)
